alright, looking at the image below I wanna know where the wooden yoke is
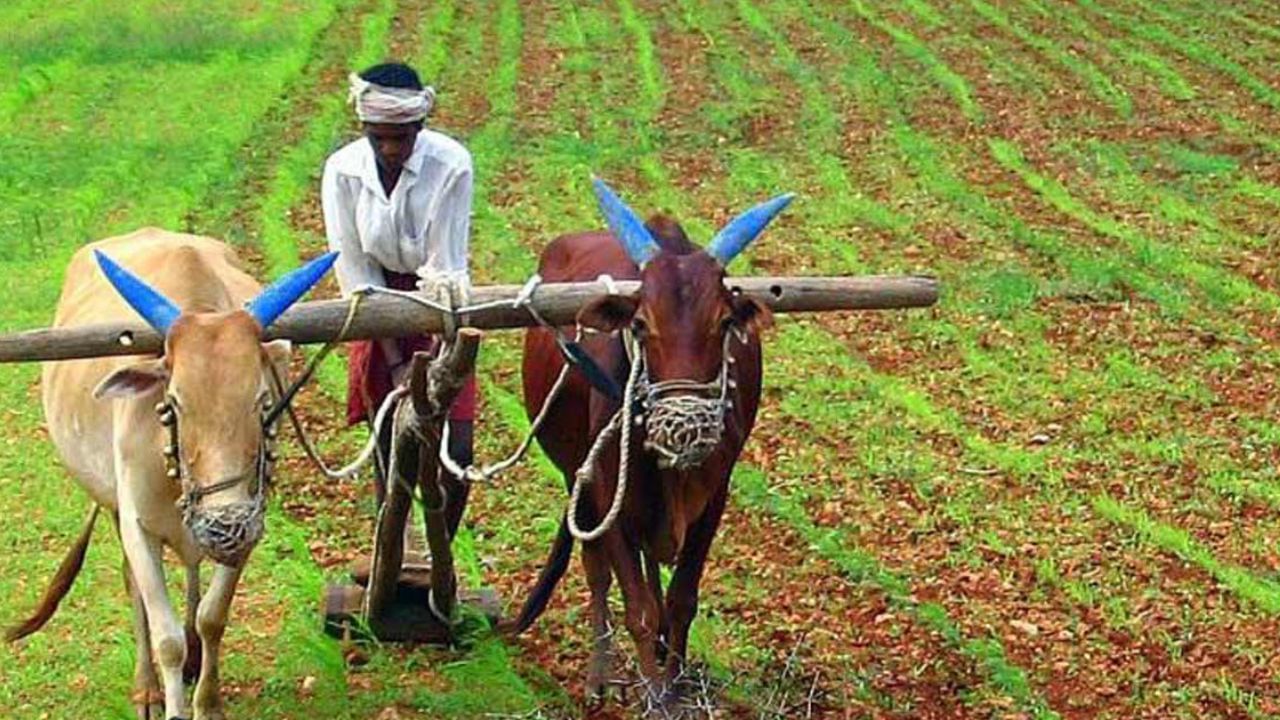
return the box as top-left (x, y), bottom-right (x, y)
top-left (0, 276), bottom-right (939, 363)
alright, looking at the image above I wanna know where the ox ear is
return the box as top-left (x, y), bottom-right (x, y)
top-left (730, 295), bottom-right (773, 335)
top-left (577, 294), bottom-right (640, 333)
top-left (93, 359), bottom-right (169, 400)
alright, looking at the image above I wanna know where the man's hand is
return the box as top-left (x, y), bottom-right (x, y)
top-left (416, 269), bottom-right (471, 304)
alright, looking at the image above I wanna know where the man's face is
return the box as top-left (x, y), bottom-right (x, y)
top-left (364, 121), bottom-right (420, 173)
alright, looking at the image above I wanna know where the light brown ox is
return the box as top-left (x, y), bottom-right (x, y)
top-left (7, 228), bottom-right (336, 720)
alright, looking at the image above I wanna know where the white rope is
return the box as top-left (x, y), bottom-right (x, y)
top-left (355, 274), bottom-right (544, 317)
top-left (436, 274), bottom-right (597, 486)
top-left (566, 333), bottom-right (643, 542)
top-left (295, 383), bottom-right (407, 481)
top-left (342, 279), bottom-right (555, 486)
top-left (439, 358), bottom-right (573, 483)
top-left (596, 273), bottom-right (619, 295)
top-left (303, 273), bottom-right (615, 488)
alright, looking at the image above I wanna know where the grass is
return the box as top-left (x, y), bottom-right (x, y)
top-left (1078, 0), bottom-right (1280, 111)
top-left (969, 0), bottom-right (1132, 118)
top-left (1092, 494), bottom-right (1280, 616)
top-left (845, 0), bottom-right (982, 123)
top-left (987, 138), bottom-right (1274, 313)
top-left (735, 466), bottom-right (1062, 720)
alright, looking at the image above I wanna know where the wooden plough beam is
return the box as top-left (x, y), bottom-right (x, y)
top-left (0, 275), bottom-right (938, 363)
top-left (325, 329), bottom-right (493, 643)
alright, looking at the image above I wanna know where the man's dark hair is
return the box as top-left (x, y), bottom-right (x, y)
top-left (359, 62), bottom-right (423, 90)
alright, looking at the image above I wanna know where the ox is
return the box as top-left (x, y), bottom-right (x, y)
top-left (511, 179), bottom-right (790, 711)
top-left (7, 229), bottom-right (335, 720)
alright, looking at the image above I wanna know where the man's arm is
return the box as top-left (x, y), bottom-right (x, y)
top-left (322, 161), bottom-right (403, 372)
top-left (418, 163), bottom-right (473, 292)
top-left (322, 162), bottom-right (385, 295)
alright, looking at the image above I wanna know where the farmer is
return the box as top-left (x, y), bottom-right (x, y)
top-left (322, 61), bottom-right (475, 536)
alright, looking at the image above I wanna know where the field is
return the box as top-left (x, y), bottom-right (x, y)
top-left (3, 0), bottom-right (1280, 717)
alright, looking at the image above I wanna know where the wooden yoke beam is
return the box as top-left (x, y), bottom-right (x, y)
top-left (0, 275), bottom-right (939, 363)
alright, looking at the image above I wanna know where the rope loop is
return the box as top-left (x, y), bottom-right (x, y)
top-left (566, 332), bottom-right (643, 542)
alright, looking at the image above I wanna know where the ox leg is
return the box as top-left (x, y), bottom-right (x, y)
top-left (183, 562), bottom-right (202, 684)
top-left (662, 479), bottom-right (729, 702)
top-left (582, 539), bottom-right (618, 702)
top-left (119, 513), bottom-right (189, 720)
top-left (192, 563), bottom-right (243, 720)
top-left (124, 557), bottom-right (163, 719)
top-left (113, 512), bottom-right (162, 720)
top-left (643, 551), bottom-right (669, 666)
top-left (601, 530), bottom-right (665, 708)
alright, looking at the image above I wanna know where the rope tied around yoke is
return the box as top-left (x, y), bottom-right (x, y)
top-left (283, 273), bottom-right (607, 489)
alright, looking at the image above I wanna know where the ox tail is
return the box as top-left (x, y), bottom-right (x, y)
top-left (5, 504), bottom-right (100, 642)
top-left (500, 514), bottom-right (573, 635)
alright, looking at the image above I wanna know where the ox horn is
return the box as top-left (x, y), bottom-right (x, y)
top-left (705, 192), bottom-right (795, 267)
top-left (592, 176), bottom-right (660, 267)
top-left (94, 250), bottom-right (182, 335)
top-left (245, 251), bottom-right (339, 330)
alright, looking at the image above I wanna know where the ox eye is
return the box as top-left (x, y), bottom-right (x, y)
top-left (631, 317), bottom-right (648, 336)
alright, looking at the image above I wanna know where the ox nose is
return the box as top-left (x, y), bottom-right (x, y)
top-left (183, 495), bottom-right (265, 567)
top-left (643, 393), bottom-right (725, 470)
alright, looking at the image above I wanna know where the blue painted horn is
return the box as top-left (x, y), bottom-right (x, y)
top-left (245, 251), bottom-right (339, 329)
top-left (705, 192), bottom-right (795, 267)
top-left (94, 250), bottom-right (182, 335)
top-left (95, 249), bottom-right (338, 335)
top-left (592, 176), bottom-right (660, 267)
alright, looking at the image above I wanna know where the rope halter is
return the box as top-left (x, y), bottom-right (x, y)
top-left (566, 326), bottom-right (744, 542)
top-left (157, 392), bottom-right (279, 567)
top-left (637, 328), bottom-right (742, 471)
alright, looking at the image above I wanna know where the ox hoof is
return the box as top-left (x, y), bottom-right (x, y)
top-left (585, 655), bottom-right (625, 704)
top-left (132, 689), bottom-right (164, 720)
top-left (585, 670), bottom-right (631, 710)
top-left (585, 666), bottom-right (605, 702)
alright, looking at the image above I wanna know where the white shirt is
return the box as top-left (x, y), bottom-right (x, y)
top-left (322, 129), bottom-right (473, 295)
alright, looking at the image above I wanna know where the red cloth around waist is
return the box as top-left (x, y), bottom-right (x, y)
top-left (345, 271), bottom-right (478, 427)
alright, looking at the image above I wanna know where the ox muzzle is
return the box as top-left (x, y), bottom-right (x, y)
top-left (636, 330), bottom-right (742, 471)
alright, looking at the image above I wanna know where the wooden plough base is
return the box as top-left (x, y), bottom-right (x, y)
top-left (322, 329), bottom-right (500, 643)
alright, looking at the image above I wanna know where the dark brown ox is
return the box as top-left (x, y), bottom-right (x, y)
top-left (510, 179), bottom-right (790, 709)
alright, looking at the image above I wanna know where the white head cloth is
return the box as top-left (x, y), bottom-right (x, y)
top-left (348, 72), bottom-right (436, 124)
